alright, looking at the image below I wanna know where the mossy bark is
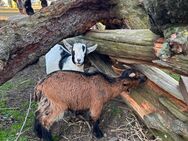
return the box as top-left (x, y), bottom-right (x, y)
top-left (0, 0), bottom-right (147, 85)
top-left (0, 0), bottom-right (115, 85)
top-left (143, 0), bottom-right (188, 35)
top-left (77, 30), bottom-right (188, 76)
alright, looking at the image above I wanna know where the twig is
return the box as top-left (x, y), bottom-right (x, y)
top-left (15, 92), bottom-right (32, 141)
top-left (85, 120), bottom-right (91, 131)
top-left (15, 127), bottom-right (31, 138)
top-left (62, 135), bottom-right (70, 141)
top-left (62, 117), bottom-right (69, 123)
top-left (72, 134), bottom-right (89, 140)
top-left (0, 107), bottom-right (19, 110)
top-left (111, 128), bottom-right (127, 132)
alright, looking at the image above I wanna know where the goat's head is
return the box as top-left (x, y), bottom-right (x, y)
top-left (63, 40), bottom-right (97, 65)
top-left (119, 69), bottom-right (147, 91)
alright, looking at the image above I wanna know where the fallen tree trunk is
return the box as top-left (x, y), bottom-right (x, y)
top-left (0, 0), bottom-right (116, 85)
top-left (179, 76), bottom-right (188, 104)
top-left (0, 0), bottom-right (148, 85)
top-left (1, 0), bottom-right (188, 84)
top-left (76, 29), bottom-right (188, 76)
top-left (121, 80), bottom-right (188, 141)
top-left (102, 0), bottom-right (148, 29)
top-left (143, 0), bottom-right (188, 35)
top-left (134, 65), bottom-right (184, 101)
top-left (1, 0), bottom-right (188, 140)
top-left (89, 53), bottom-right (188, 141)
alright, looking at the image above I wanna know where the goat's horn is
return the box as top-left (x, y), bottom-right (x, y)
top-left (63, 40), bottom-right (72, 51)
top-left (87, 44), bottom-right (97, 54)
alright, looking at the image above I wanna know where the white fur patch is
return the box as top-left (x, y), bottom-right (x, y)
top-left (62, 57), bottom-right (84, 72)
top-left (72, 43), bottom-right (86, 65)
top-left (45, 44), bottom-right (63, 74)
top-left (55, 112), bottom-right (65, 122)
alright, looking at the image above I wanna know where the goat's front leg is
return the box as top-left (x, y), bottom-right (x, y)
top-left (90, 102), bottom-right (104, 138)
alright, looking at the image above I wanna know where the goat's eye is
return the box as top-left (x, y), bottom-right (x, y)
top-left (123, 83), bottom-right (129, 86)
top-left (82, 45), bottom-right (86, 52)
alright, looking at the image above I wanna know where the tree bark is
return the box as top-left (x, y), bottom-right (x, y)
top-left (179, 76), bottom-right (188, 104)
top-left (1, 0), bottom-right (188, 140)
top-left (102, 0), bottom-right (149, 29)
top-left (121, 80), bottom-right (188, 141)
top-left (75, 29), bottom-right (188, 76)
top-left (0, 0), bottom-right (148, 85)
top-left (0, 0), bottom-right (116, 85)
top-left (143, 0), bottom-right (188, 35)
top-left (88, 53), bottom-right (188, 141)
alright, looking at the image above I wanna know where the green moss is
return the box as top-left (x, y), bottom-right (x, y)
top-left (52, 135), bottom-right (61, 141)
top-left (169, 73), bottom-right (180, 81)
top-left (0, 98), bottom-right (7, 107)
top-left (111, 105), bottom-right (123, 117)
top-left (164, 70), bottom-right (180, 81)
top-left (0, 81), bottom-right (14, 91)
top-left (0, 80), bottom-right (37, 141)
top-left (0, 102), bottom-right (37, 140)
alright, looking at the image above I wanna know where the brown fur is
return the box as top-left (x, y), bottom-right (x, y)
top-left (33, 71), bottom-right (144, 129)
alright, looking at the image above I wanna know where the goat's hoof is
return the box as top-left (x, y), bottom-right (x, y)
top-left (93, 129), bottom-right (104, 139)
top-left (34, 118), bottom-right (52, 141)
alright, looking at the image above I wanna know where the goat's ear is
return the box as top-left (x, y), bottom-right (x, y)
top-left (120, 69), bottom-right (135, 79)
top-left (59, 46), bottom-right (71, 54)
top-left (87, 44), bottom-right (97, 54)
top-left (63, 40), bottom-right (72, 52)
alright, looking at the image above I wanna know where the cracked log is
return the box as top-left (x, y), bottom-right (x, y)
top-left (121, 79), bottom-right (188, 141)
top-left (88, 52), bottom-right (188, 141)
top-left (76, 29), bottom-right (188, 76)
top-left (88, 54), bottom-right (188, 141)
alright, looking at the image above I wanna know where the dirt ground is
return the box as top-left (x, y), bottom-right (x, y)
top-left (0, 60), bottom-right (158, 141)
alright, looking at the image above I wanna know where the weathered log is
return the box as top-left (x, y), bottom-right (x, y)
top-left (88, 53), bottom-right (186, 103)
top-left (102, 0), bottom-right (149, 29)
top-left (76, 29), bottom-right (188, 76)
top-left (121, 81), bottom-right (188, 141)
top-left (143, 0), bottom-right (188, 35)
top-left (87, 53), bottom-right (118, 77)
top-left (157, 26), bottom-right (188, 60)
top-left (88, 53), bottom-right (188, 141)
top-left (179, 76), bottom-right (188, 104)
top-left (143, 0), bottom-right (188, 60)
top-left (0, 0), bottom-right (117, 85)
top-left (134, 65), bottom-right (184, 101)
top-left (1, 0), bottom-right (188, 85)
top-left (0, 0), bottom-right (149, 85)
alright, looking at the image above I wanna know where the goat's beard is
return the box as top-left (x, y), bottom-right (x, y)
top-left (75, 63), bottom-right (83, 66)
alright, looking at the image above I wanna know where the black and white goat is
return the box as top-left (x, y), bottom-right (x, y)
top-left (45, 40), bottom-right (97, 74)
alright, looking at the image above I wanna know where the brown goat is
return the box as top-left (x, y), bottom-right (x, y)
top-left (33, 69), bottom-right (146, 141)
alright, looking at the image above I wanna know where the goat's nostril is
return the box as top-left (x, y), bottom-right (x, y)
top-left (77, 59), bottom-right (81, 63)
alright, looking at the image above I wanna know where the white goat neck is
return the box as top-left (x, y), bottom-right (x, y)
top-left (62, 57), bottom-right (84, 72)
